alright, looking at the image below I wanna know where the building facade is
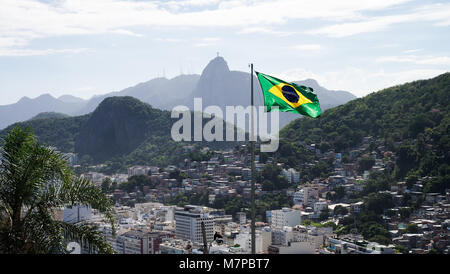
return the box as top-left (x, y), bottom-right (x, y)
top-left (175, 205), bottom-right (214, 245)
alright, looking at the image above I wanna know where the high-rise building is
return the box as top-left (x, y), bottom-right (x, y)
top-left (270, 208), bottom-right (301, 229)
top-left (175, 205), bottom-right (214, 245)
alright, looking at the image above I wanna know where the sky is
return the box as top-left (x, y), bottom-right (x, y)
top-left (0, 0), bottom-right (449, 105)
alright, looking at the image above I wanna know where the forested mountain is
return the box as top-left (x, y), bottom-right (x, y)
top-left (277, 72), bottom-right (450, 193)
top-left (75, 96), bottom-right (173, 161)
top-left (0, 114), bottom-right (89, 152)
top-left (0, 96), bottom-right (242, 173)
top-left (30, 112), bottom-right (70, 120)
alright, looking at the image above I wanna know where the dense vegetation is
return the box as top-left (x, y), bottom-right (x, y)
top-left (269, 73), bottom-right (450, 246)
top-left (0, 127), bottom-right (114, 254)
top-left (256, 164), bottom-right (289, 191)
top-left (0, 115), bottom-right (89, 153)
top-left (0, 96), bottom-right (242, 174)
top-left (278, 72), bottom-right (450, 193)
top-left (30, 112), bottom-right (70, 120)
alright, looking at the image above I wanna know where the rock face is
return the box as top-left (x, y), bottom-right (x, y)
top-left (186, 56), bottom-right (251, 109)
top-left (74, 96), bottom-right (171, 161)
top-left (184, 56), bottom-right (357, 129)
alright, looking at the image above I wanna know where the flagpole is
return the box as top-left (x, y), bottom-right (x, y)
top-left (250, 63), bottom-right (256, 254)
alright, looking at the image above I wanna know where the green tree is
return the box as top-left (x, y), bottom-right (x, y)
top-left (319, 208), bottom-right (330, 221)
top-left (399, 207), bottom-right (412, 220)
top-left (364, 192), bottom-right (394, 214)
top-left (101, 177), bottom-right (112, 194)
top-left (358, 156), bottom-right (375, 173)
top-left (257, 164), bottom-right (289, 191)
top-left (405, 223), bottom-right (419, 234)
top-left (333, 205), bottom-right (348, 216)
top-left (394, 245), bottom-right (409, 254)
top-left (0, 127), bottom-right (115, 254)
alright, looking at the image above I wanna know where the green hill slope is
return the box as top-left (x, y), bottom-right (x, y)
top-left (1, 96), bottom-right (242, 173)
top-left (0, 115), bottom-right (89, 152)
top-left (278, 72), bottom-right (450, 192)
top-left (30, 112), bottom-right (70, 120)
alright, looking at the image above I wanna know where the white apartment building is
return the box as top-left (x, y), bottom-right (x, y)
top-left (175, 205), bottom-right (214, 245)
top-left (272, 227), bottom-right (294, 245)
top-left (270, 226), bottom-right (328, 254)
top-left (234, 227), bottom-right (271, 254)
top-left (160, 206), bottom-right (176, 223)
top-left (271, 208), bottom-right (302, 228)
top-left (293, 190), bottom-right (304, 205)
top-left (281, 168), bottom-right (300, 184)
top-left (128, 166), bottom-right (152, 177)
top-left (303, 187), bottom-right (319, 206)
top-left (314, 201), bottom-right (328, 215)
top-left (81, 172), bottom-right (105, 185)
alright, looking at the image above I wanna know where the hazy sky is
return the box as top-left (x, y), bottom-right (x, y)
top-left (0, 0), bottom-right (449, 105)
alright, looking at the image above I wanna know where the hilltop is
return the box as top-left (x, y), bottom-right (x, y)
top-left (0, 96), bottom-right (243, 173)
top-left (278, 72), bottom-right (450, 192)
top-left (0, 56), bottom-right (355, 130)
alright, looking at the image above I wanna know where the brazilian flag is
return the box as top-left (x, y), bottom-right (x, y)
top-left (256, 72), bottom-right (321, 118)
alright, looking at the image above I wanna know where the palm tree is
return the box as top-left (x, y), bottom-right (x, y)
top-left (0, 126), bottom-right (115, 254)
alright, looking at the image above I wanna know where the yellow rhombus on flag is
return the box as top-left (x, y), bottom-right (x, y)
top-left (256, 71), bottom-right (322, 118)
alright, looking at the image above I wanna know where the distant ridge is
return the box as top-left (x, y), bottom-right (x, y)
top-left (0, 56), bottom-right (356, 130)
top-left (58, 95), bottom-right (85, 103)
top-left (0, 94), bottom-right (85, 129)
top-left (30, 112), bottom-right (70, 120)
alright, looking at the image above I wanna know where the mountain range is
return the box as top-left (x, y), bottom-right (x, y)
top-left (0, 56), bottom-right (356, 130)
top-left (1, 71), bottom-right (448, 180)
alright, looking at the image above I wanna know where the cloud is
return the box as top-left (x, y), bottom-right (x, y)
top-left (194, 37), bottom-right (221, 47)
top-left (0, 47), bottom-right (88, 57)
top-left (112, 29), bottom-right (144, 37)
top-left (0, 0), bottom-right (416, 55)
top-left (403, 49), bottom-right (422, 54)
top-left (155, 38), bottom-right (184, 43)
top-left (164, 0), bottom-right (221, 10)
top-left (292, 44), bottom-right (323, 51)
top-left (376, 54), bottom-right (450, 66)
top-left (237, 27), bottom-right (295, 36)
top-left (307, 3), bottom-right (450, 37)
